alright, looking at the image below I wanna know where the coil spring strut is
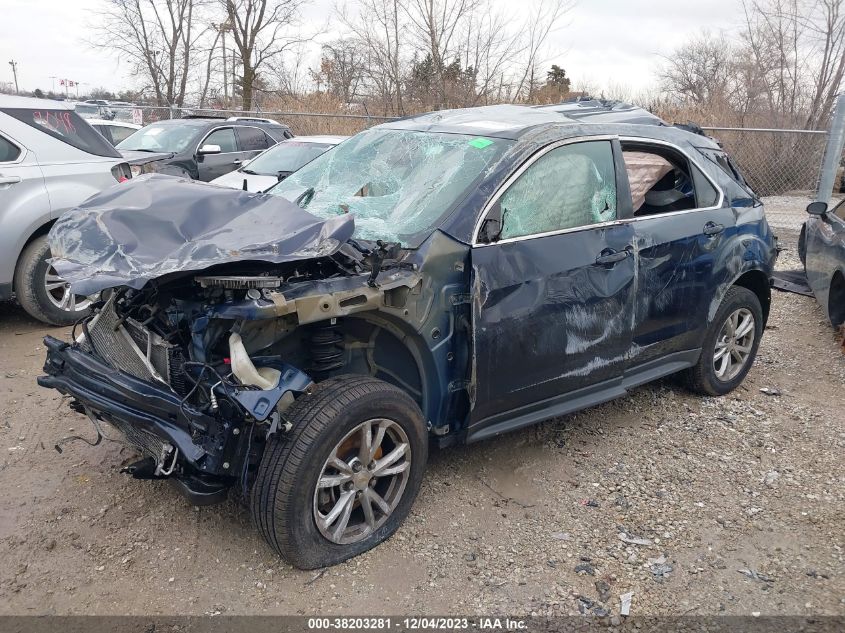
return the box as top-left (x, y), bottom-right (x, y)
top-left (309, 322), bottom-right (344, 377)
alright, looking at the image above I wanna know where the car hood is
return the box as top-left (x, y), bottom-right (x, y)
top-left (119, 149), bottom-right (175, 164)
top-left (48, 174), bottom-right (354, 296)
top-left (210, 169), bottom-right (280, 192)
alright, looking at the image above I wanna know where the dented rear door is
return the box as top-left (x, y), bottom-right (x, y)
top-left (468, 139), bottom-right (637, 426)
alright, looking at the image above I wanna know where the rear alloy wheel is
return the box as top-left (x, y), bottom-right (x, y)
top-left (686, 286), bottom-right (763, 396)
top-left (14, 235), bottom-right (95, 326)
top-left (712, 307), bottom-right (756, 381)
top-left (251, 375), bottom-right (427, 569)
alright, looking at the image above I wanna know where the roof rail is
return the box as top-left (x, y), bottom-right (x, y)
top-left (226, 116), bottom-right (280, 124)
top-left (183, 114), bottom-right (227, 119)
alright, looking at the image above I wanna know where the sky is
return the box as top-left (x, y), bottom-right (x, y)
top-left (0, 0), bottom-right (744, 98)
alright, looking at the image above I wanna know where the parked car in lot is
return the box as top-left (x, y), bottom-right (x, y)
top-left (74, 102), bottom-right (114, 121)
top-left (0, 95), bottom-right (131, 325)
top-left (39, 103), bottom-right (776, 569)
top-left (210, 135), bottom-right (347, 191)
top-left (116, 116), bottom-right (293, 181)
top-left (799, 199), bottom-right (845, 327)
top-left (87, 118), bottom-right (140, 146)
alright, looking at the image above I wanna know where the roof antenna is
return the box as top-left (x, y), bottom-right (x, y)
top-left (242, 178), bottom-right (248, 191)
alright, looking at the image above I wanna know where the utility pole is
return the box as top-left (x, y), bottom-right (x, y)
top-left (8, 60), bottom-right (19, 94)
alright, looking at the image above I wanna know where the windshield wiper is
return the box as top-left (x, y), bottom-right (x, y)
top-left (122, 148), bottom-right (164, 153)
top-left (241, 168), bottom-right (259, 175)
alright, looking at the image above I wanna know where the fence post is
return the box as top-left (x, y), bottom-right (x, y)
top-left (816, 93), bottom-right (845, 203)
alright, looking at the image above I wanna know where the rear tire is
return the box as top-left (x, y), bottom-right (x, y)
top-left (13, 235), bottom-right (93, 326)
top-left (686, 286), bottom-right (763, 396)
top-left (251, 375), bottom-right (428, 569)
top-left (798, 223), bottom-right (807, 268)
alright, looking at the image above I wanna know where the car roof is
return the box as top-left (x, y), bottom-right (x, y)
top-left (87, 118), bottom-right (140, 128)
top-left (381, 104), bottom-right (566, 139)
top-left (0, 95), bottom-right (75, 110)
top-left (378, 103), bottom-right (716, 148)
top-left (533, 99), bottom-right (667, 126)
top-left (282, 135), bottom-right (347, 144)
top-left (148, 117), bottom-right (290, 129)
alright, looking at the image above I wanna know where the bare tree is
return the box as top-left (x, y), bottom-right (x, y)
top-left (742, 0), bottom-right (845, 127)
top-left (222, 0), bottom-right (312, 109)
top-left (337, 0), bottom-right (406, 115)
top-left (311, 40), bottom-right (367, 104)
top-left (511, 0), bottom-right (573, 102)
top-left (660, 32), bottom-right (735, 106)
top-left (92, 0), bottom-right (205, 107)
top-left (198, 28), bottom-right (223, 107)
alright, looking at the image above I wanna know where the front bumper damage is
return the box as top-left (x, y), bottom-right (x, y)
top-left (38, 335), bottom-right (310, 505)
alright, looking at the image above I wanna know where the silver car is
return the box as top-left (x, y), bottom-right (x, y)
top-left (0, 95), bottom-right (130, 325)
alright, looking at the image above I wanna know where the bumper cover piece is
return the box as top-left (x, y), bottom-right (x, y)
top-left (38, 335), bottom-right (210, 466)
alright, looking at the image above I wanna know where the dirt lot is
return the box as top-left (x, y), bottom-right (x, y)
top-left (0, 232), bottom-right (843, 618)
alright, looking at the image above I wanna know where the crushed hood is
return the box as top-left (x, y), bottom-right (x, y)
top-left (48, 174), bottom-right (355, 295)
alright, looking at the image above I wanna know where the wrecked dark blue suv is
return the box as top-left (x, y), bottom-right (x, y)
top-left (38, 104), bottom-right (777, 569)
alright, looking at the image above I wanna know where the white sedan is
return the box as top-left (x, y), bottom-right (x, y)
top-left (210, 135), bottom-right (347, 192)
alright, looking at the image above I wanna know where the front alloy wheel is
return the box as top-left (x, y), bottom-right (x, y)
top-left (251, 375), bottom-right (427, 569)
top-left (314, 418), bottom-right (411, 545)
top-left (44, 263), bottom-right (94, 313)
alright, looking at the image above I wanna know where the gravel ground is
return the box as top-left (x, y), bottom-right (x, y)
top-left (0, 229), bottom-right (843, 618)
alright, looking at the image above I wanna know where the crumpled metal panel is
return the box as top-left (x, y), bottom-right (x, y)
top-left (47, 174), bottom-right (355, 295)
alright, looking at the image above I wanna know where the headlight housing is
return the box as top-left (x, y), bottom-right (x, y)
top-left (129, 161), bottom-right (161, 178)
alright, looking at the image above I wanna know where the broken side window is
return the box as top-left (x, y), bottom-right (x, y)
top-left (622, 143), bottom-right (719, 215)
top-left (497, 140), bottom-right (617, 240)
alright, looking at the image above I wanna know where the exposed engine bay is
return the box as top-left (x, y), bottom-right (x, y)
top-left (37, 207), bottom-right (471, 505)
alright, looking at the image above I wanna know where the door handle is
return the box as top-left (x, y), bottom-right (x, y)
top-left (703, 221), bottom-right (725, 236)
top-left (594, 248), bottom-right (632, 265)
top-left (0, 175), bottom-right (22, 185)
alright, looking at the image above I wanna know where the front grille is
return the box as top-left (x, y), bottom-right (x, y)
top-left (80, 295), bottom-right (180, 387)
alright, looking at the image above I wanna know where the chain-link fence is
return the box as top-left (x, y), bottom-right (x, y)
top-left (702, 126), bottom-right (837, 233)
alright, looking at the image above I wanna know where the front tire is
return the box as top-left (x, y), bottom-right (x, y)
top-left (13, 235), bottom-right (94, 326)
top-left (686, 286), bottom-right (763, 396)
top-left (251, 375), bottom-right (428, 569)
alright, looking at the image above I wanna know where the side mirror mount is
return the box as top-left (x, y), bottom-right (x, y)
top-left (807, 201), bottom-right (828, 215)
top-left (477, 201), bottom-right (508, 244)
top-left (198, 143), bottom-right (222, 156)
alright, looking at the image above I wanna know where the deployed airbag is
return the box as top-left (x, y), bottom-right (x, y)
top-left (48, 174), bottom-right (355, 295)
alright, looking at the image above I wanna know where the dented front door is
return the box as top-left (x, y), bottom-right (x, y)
top-left (467, 139), bottom-right (636, 426)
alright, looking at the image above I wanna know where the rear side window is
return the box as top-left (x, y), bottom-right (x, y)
top-left (0, 135), bottom-right (21, 162)
top-left (236, 126), bottom-right (271, 151)
top-left (109, 125), bottom-right (136, 145)
top-left (204, 127), bottom-right (238, 153)
top-left (1, 108), bottom-right (121, 158)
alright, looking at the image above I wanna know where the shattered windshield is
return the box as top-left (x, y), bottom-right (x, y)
top-left (268, 128), bottom-right (512, 245)
top-left (117, 124), bottom-right (200, 153)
